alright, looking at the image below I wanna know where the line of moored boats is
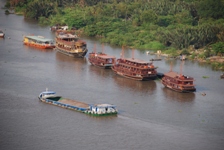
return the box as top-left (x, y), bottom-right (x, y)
top-left (1, 27), bottom-right (198, 116)
top-left (21, 27), bottom-right (197, 93)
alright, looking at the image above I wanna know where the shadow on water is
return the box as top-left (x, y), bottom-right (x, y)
top-left (113, 76), bottom-right (157, 93)
top-left (55, 51), bottom-right (88, 64)
top-left (54, 51), bottom-right (88, 76)
top-left (88, 65), bottom-right (114, 78)
top-left (85, 114), bottom-right (118, 121)
top-left (162, 87), bottom-right (196, 102)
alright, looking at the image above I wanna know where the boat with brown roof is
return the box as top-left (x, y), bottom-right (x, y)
top-left (112, 48), bottom-right (157, 80)
top-left (55, 30), bottom-right (88, 57)
top-left (161, 63), bottom-right (196, 93)
top-left (88, 44), bottom-right (116, 69)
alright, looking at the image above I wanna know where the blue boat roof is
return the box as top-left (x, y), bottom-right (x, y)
top-left (25, 35), bottom-right (53, 42)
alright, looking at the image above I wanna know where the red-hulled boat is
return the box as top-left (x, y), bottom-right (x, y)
top-left (112, 48), bottom-right (157, 80)
top-left (88, 44), bottom-right (116, 69)
top-left (161, 64), bottom-right (196, 92)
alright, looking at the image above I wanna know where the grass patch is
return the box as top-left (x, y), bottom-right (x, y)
top-left (202, 76), bottom-right (209, 78)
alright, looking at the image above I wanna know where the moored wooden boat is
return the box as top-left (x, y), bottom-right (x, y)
top-left (38, 90), bottom-right (118, 116)
top-left (161, 71), bottom-right (196, 93)
top-left (23, 35), bottom-right (55, 49)
top-left (88, 44), bottom-right (116, 69)
top-left (55, 31), bottom-right (88, 57)
top-left (112, 48), bottom-right (157, 80)
top-left (162, 61), bottom-right (196, 93)
top-left (0, 30), bottom-right (5, 38)
top-left (89, 52), bottom-right (116, 69)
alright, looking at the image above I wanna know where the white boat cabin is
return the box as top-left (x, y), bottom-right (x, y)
top-left (39, 91), bottom-right (56, 99)
top-left (88, 104), bottom-right (117, 114)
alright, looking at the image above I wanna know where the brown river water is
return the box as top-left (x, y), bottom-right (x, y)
top-left (0, 2), bottom-right (224, 150)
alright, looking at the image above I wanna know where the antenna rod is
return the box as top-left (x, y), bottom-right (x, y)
top-left (102, 43), bottom-right (104, 53)
top-left (132, 48), bottom-right (135, 59)
top-left (121, 46), bottom-right (124, 59)
top-left (170, 61), bottom-right (173, 72)
top-left (94, 44), bottom-right (96, 53)
top-left (180, 61), bottom-right (183, 75)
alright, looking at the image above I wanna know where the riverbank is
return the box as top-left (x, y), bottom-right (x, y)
top-left (2, 3), bottom-right (223, 71)
top-left (149, 48), bottom-right (224, 71)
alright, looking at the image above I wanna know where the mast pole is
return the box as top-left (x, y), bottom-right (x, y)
top-left (102, 43), bottom-right (104, 54)
top-left (180, 61), bottom-right (183, 76)
top-left (170, 61), bottom-right (173, 72)
top-left (94, 44), bottom-right (96, 53)
top-left (132, 48), bottom-right (135, 60)
top-left (121, 46), bottom-right (124, 59)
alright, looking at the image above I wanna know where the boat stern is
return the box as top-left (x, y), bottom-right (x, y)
top-left (86, 104), bottom-right (118, 116)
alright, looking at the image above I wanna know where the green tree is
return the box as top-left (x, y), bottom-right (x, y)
top-left (197, 0), bottom-right (224, 19)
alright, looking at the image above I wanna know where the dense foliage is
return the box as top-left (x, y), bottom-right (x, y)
top-left (6, 0), bottom-right (224, 53)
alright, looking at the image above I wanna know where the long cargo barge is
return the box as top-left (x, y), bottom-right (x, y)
top-left (38, 90), bottom-right (118, 116)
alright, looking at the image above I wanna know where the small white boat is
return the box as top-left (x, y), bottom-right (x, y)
top-left (0, 30), bottom-right (5, 38)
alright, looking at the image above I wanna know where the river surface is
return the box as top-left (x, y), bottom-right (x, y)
top-left (0, 2), bottom-right (224, 150)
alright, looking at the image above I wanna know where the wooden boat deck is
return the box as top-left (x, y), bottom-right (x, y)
top-left (124, 58), bottom-right (149, 64)
top-left (59, 98), bottom-right (89, 108)
top-left (96, 54), bottom-right (115, 59)
top-left (164, 71), bottom-right (194, 80)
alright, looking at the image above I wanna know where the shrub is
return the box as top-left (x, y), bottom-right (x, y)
top-left (212, 42), bottom-right (224, 56)
top-left (4, 1), bottom-right (10, 8)
top-left (5, 10), bottom-right (9, 14)
top-left (144, 41), bottom-right (166, 50)
top-left (39, 17), bottom-right (50, 25)
top-left (163, 47), bottom-right (179, 57)
top-left (181, 49), bottom-right (190, 55)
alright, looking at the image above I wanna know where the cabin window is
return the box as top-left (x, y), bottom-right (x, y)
top-left (108, 59), bottom-right (112, 63)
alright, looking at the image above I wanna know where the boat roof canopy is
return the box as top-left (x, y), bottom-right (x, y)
top-left (25, 36), bottom-right (53, 42)
top-left (94, 53), bottom-right (116, 59)
top-left (165, 71), bottom-right (194, 79)
top-left (100, 55), bottom-right (116, 59)
top-left (57, 33), bottom-right (78, 39)
top-left (125, 58), bottom-right (150, 64)
top-left (41, 91), bottom-right (56, 95)
top-left (92, 104), bottom-right (116, 108)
